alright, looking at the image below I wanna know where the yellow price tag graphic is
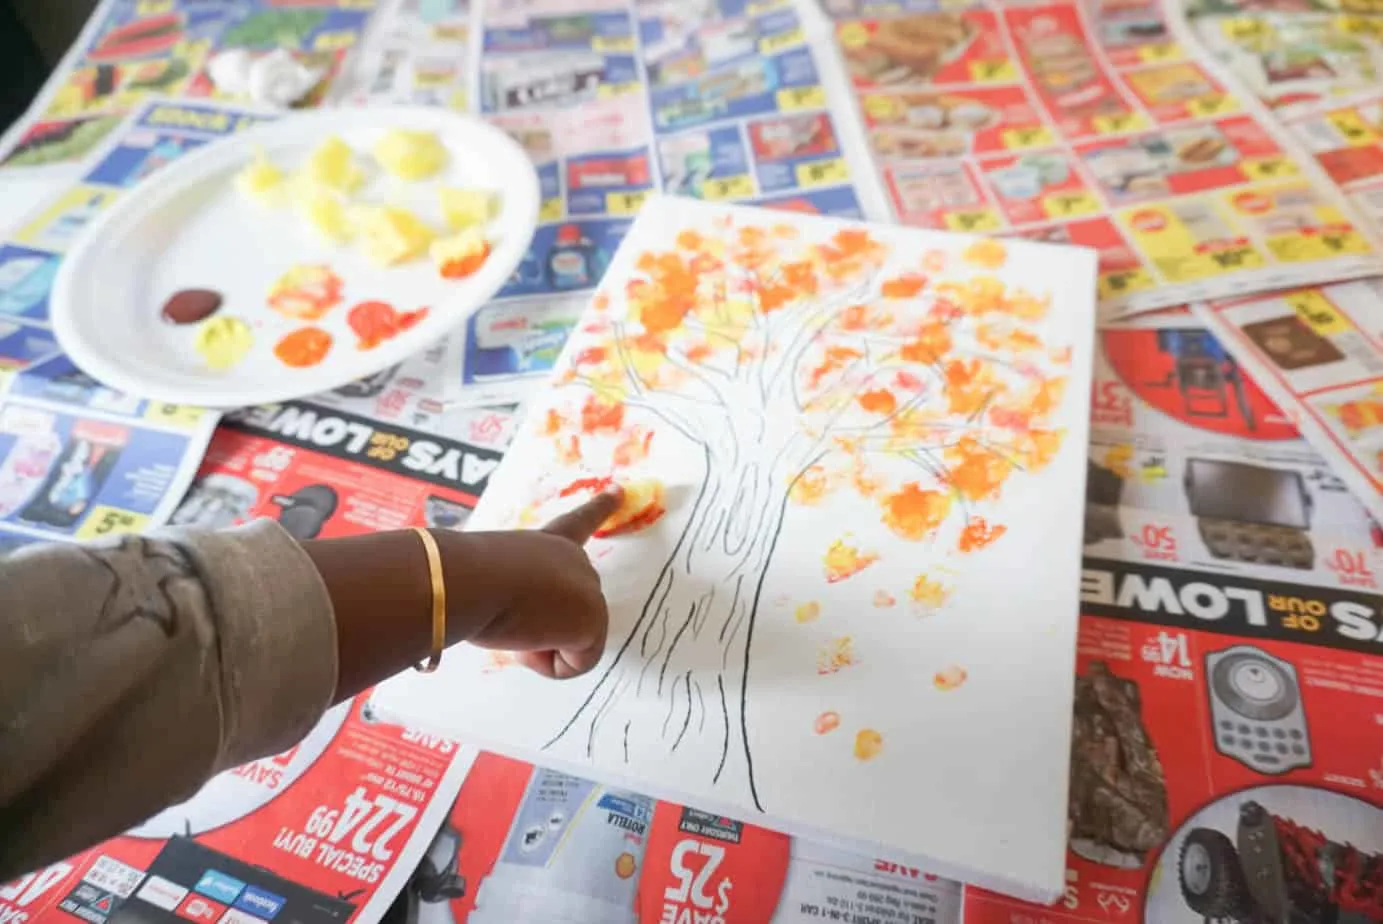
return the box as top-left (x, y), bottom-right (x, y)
top-left (1287, 290), bottom-right (1352, 336)
top-left (1097, 267), bottom-right (1155, 300)
top-left (1092, 111), bottom-right (1149, 135)
top-left (1189, 94), bottom-right (1236, 117)
top-left (837, 22), bottom-right (870, 48)
top-left (747, 0), bottom-right (788, 15)
top-left (314, 30), bottom-right (359, 51)
top-left (1001, 126), bottom-right (1056, 149)
top-left (1338, 14), bottom-right (1383, 37)
top-left (1326, 109), bottom-right (1378, 146)
top-left (1138, 42), bottom-right (1181, 62)
top-left (776, 86), bottom-right (826, 112)
top-left (702, 175), bottom-right (756, 201)
top-left (592, 35), bottom-right (634, 53)
top-left (862, 94), bottom-right (902, 121)
top-left (1203, 244), bottom-right (1264, 272)
top-left (597, 82), bottom-right (640, 99)
top-left (1222, 17), bottom-right (1269, 41)
top-left (143, 403), bottom-right (207, 428)
top-left (1042, 191), bottom-right (1101, 218)
top-left (796, 158), bottom-right (849, 189)
top-left (1242, 157), bottom-right (1297, 180)
top-left (943, 209), bottom-right (1002, 232)
top-left (540, 198), bottom-right (564, 222)
top-left (77, 507), bottom-right (152, 543)
top-left (136, 0), bottom-right (174, 13)
top-left (759, 27), bottom-right (804, 56)
top-left (968, 60), bottom-right (1017, 83)
top-left (607, 190), bottom-right (650, 216)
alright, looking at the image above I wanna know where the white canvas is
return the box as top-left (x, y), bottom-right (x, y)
top-left (375, 195), bottom-right (1098, 902)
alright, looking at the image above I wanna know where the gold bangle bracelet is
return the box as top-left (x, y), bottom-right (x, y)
top-left (412, 527), bottom-right (447, 673)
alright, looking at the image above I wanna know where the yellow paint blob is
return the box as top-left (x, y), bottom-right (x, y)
top-left (194, 316), bottom-right (253, 371)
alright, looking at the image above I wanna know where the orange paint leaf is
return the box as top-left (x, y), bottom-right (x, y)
top-left (795, 601), bottom-right (821, 624)
top-left (814, 711), bottom-right (841, 735)
top-left (899, 320), bottom-right (952, 365)
top-left (612, 427), bottom-right (654, 466)
top-left (881, 483), bottom-right (952, 541)
top-left (854, 728), bottom-right (883, 761)
top-left (881, 274), bottom-right (927, 298)
top-left (790, 464), bottom-right (834, 506)
top-left (555, 434), bottom-right (581, 464)
top-left (580, 395), bottom-right (625, 434)
top-left (541, 408), bottom-right (565, 436)
top-left (824, 538), bottom-right (879, 582)
top-left (573, 346), bottom-right (608, 367)
top-left (934, 665), bottom-right (968, 691)
top-left (959, 516), bottom-right (1007, 553)
top-left (817, 636), bottom-right (856, 675)
top-left (945, 437), bottom-right (1012, 502)
top-left (962, 239), bottom-right (1007, 269)
top-left (808, 346), bottom-right (863, 389)
top-left (910, 575), bottom-right (953, 609)
top-left (857, 388), bottom-right (897, 415)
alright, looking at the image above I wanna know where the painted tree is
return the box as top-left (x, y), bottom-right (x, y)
top-left (514, 214), bottom-right (1074, 810)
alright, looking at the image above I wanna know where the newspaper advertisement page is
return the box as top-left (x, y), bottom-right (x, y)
top-left (0, 701), bottom-right (475, 924)
top-left (0, 99), bottom-right (283, 549)
top-left (1278, 86), bottom-right (1383, 230)
top-left (964, 557), bottom-right (1383, 923)
top-left (408, 751), bottom-right (965, 924)
top-left (337, 0), bottom-right (473, 111)
top-left (171, 400), bottom-right (504, 536)
top-left (1193, 280), bottom-right (1383, 527)
top-left (1088, 307), bottom-right (1382, 594)
top-left (811, 0), bottom-right (1383, 317)
top-left (0, 0), bottom-right (380, 169)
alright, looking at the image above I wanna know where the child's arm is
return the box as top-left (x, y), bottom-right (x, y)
top-left (0, 489), bottom-right (620, 882)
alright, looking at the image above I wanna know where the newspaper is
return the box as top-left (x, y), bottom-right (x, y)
top-left (1088, 306), bottom-right (1381, 593)
top-left (409, 752), bottom-right (965, 924)
top-left (0, 0), bottom-right (380, 169)
top-left (0, 701), bottom-right (475, 924)
top-left (0, 100), bottom-right (275, 548)
top-left (1193, 281), bottom-right (1383, 528)
top-left (336, 0), bottom-right (473, 111)
top-left (1276, 85), bottom-right (1383, 232)
top-left (809, 0), bottom-right (1383, 318)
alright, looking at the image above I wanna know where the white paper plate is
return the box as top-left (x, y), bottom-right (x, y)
top-left (51, 105), bottom-right (539, 408)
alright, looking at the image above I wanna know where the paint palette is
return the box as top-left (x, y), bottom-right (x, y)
top-left (50, 106), bottom-right (539, 408)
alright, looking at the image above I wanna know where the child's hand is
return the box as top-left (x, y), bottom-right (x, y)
top-left (445, 488), bottom-right (623, 679)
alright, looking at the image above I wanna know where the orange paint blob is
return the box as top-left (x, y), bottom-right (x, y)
top-left (273, 326), bottom-right (333, 368)
top-left (580, 395), bottom-right (625, 434)
top-left (959, 516), bottom-right (1008, 553)
top-left (881, 483), bottom-right (951, 541)
top-left (854, 728), bottom-right (883, 761)
top-left (814, 711), bottom-right (841, 735)
top-left (857, 388), bottom-right (897, 415)
top-left (934, 665), bottom-right (968, 691)
top-left (790, 465), bottom-right (833, 506)
top-left (347, 301), bottom-right (429, 350)
top-left (962, 239), bottom-right (1008, 269)
top-left (817, 636), bottom-right (856, 675)
top-left (267, 264), bottom-right (345, 321)
top-left (881, 273), bottom-right (927, 298)
top-left (910, 575), bottom-right (952, 609)
top-left (824, 538), bottom-right (879, 583)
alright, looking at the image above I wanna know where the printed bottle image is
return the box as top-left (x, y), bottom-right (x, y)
top-left (466, 769), bottom-right (653, 924)
top-left (545, 224), bottom-right (604, 291)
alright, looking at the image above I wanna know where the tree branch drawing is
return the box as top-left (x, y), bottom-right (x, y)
top-left (510, 215), bottom-right (1075, 812)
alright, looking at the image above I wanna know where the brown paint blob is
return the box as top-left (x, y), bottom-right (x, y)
top-left (162, 288), bottom-right (223, 325)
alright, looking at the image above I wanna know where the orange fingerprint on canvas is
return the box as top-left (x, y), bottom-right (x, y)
top-left (824, 538), bottom-right (879, 582)
top-left (946, 438), bottom-right (1012, 502)
top-left (817, 636), bottom-right (856, 675)
top-left (959, 516), bottom-right (1007, 553)
top-left (814, 711), bottom-right (841, 735)
top-left (934, 665), bottom-right (968, 691)
top-left (881, 484), bottom-right (951, 540)
top-left (857, 388), bottom-right (897, 415)
top-left (613, 427), bottom-right (654, 466)
top-left (881, 273), bottom-right (927, 298)
top-left (963, 239), bottom-right (1007, 268)
top-left (910, 575), bottom-right (953, 609)
top-left (790, 464), bottom-right (834, 505)
top-left (795, 601), bottom-right (822, 624)
top-left (854, 729), bottom-right (883, 761)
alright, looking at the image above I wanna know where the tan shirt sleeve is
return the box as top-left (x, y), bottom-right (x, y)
top-left (0, 519), bottom-right (338, 881)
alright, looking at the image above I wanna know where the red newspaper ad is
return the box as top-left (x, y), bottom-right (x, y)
top-left (0, 701), bottom-right (474, 924)
top-left (965, 556), bottom-right (1383, 924)
top-left (408, 752), bottom-right (965, 924)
